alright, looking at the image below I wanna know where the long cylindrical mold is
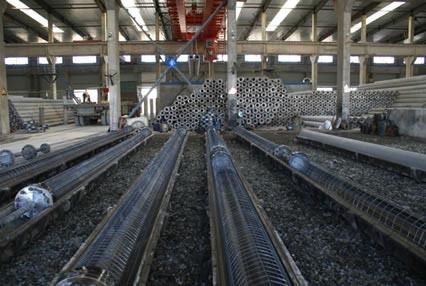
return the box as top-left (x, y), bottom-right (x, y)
top-left (0, 129), bottom-right (153, 260)
top-left (55, 129), bottom-right (187, 286)
top-left (296, 128), bottom-right (426, 182)
top-left (233, 126), bottom-right (426, 271)
top-left (207, 127), bottom-right (293, 286)
top-left (0, 130), bottom-right (132, 192)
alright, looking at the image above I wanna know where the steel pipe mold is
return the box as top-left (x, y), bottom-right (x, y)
top-left (296, 128), bottom-right (426, 182)
top-left (233, 126), bottom-right (426, 272)
top-left (0, 129), bottom-right (153, 260)
top-left (156, 77), bottom-right (397, 130)
top-left (206, 127), bottom-right (293, 286)
top-left (54, 129), bottom-right (187, 286)
top-left (0, 129), bottom-right (133, 195)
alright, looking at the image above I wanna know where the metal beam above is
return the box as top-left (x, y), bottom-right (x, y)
top-left (5, 41), bottom-right (426, 57)
top-left (280, 0), bottom-right (328, 41)
top-left (242, 0), bottom-right (272, 40)
top-left (4, 12), bottom-right (49, 41)
top-left (318, 1), bottom-right (381, 42)
top-left (32, 0), bottom-right (92, 39)
top-left (353, 2), bottom-right (426, 42)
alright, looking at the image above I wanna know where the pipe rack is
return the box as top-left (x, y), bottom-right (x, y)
top-left (233, 126), bottom-right (426, 273)
top-left (53, 129), bottom-right (187, 286)
top-left (206, 127), bottom-right (301, 286)
top-left (0, 128), bottom-right (153, 261)
top-left (296, 128), bottom-right (426, 182)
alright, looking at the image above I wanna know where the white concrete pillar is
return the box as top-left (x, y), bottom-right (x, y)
top-left (335, 0), bottom-right (353, 123)
top-left (47, 14), bottom-right (57, 100)
top-left (406, 15), bottom-right (414, 44)
top-left (405, 56), bottom-right (415, 78)
top-left (100, 12), bottom-right (107, 103)
top-left (105, 0), bottom-right (121, 130)
top-left (358, 56), bottom-right (368, 85)
top-left (227, 0), bottom-right (237, 126)
top-left (261, 11), bottom-right (267, 74)
top-left (311, 12), bottom-right (318, 42)
top-left (360, 15), bottom-right (367, 43)
top-left (310, 55), bottom-right (318, 91)
top-left (0, 2), bottom-right (10, 135)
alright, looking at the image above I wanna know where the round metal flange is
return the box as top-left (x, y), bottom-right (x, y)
top-left (39, 143), bottom-right (51, 154)
top-left (22, 145), bottom-right (37, 160)
top-left (0, 150), bottom-right (15, 168)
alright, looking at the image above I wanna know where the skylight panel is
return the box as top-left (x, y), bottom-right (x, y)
top-left (266, 0), bottom-right (301, 32)
top-left (351, 1), bottom-right (405, 33)
top-left (6, 0), bottom-right (63, 33)
top-left (121, 0), bottom-right (148, 32)
top-left (236, 1), bottom-right (244, 20)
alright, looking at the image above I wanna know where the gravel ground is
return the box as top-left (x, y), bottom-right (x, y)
top-left (225, 135), bottom-right (425, 286)
top-left (0, 134), bottom-right (169, 286)
top-left (255, 130), bottom-right (426, 216)
top-left (148, 135), bottom-right (211, 286)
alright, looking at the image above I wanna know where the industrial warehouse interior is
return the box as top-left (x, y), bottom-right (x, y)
top-left (0, 0), bottom-right (425, 285)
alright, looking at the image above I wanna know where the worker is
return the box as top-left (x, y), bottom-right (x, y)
top-left (82, 90), bottom-right (91, 103)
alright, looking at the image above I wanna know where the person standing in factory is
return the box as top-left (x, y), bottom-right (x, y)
top-left (82, 89), bottom-right (91, 103)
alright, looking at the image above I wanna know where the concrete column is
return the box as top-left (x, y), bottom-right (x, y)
top-left (227, 0), bottom-right (237, 126)
top-left (335, 0), bottom-right (353, 124)
top-left (406, 15), bottom-right (414, 44)
top-left (0, 2), bottom-right (10, 135)
top-left (358, 56), bottom-right (368, 85)
top-left (47, 14), bottom-right (57, 100)
top-left (208, 61), bottom-right (214, 80)
top-left (311, 12), bottom-right (317, 42)
top-left (360, 15), bottom-right (367, 43)
top-left (105, 0), bottom-right (121, 130)
top-left (100, 12), bottom-right (107, 103)
top-left (155, 14), bottom-right (161, 79)
top-left (310, 55), bottom-right (318, 90)
top-left (261, 11), bottom-right (267, 74)
top-left (405, 56), bottom-right (415, 78)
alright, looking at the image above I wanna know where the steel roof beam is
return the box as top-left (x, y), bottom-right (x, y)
top-left (153, 0), bottom-right (170, 40)
top-left (4, 12), bottom-right (49, 41)
top-left (5, 41), bottom-right (426, 57)
top-left (241, 0), bottom-right (272, 40)
top-left (382, 24), bottom-right (426, 43)
top-left (280, 0), bottom-right (328, 41)
top-left (32, 0), bottom-right (92, 39)
top-left (353, 2), bottom-right (426, 42)
top-left (318, 1), bottom-right (381, 42)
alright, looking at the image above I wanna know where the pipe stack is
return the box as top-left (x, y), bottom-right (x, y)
top-left (156, 77), bottom-right (397, 130)
top-left (358, 75), bottom-right (426, 108)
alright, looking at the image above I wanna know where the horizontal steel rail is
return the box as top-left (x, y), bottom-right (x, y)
top-left (296, 128), bottom-right (426, 182)
top-left (233, 126), bottom-right (426, 273)
top-left (54, 129), bottom-right (187, 286)
top-left (206, 127), bottom-right (296, 286)
top-left (0, 129), bottom-right (153, 261)
top-left (0, 129), bottom-right (132, 196)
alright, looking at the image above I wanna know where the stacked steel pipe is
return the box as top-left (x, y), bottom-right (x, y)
top-left (156, 77), bottom-right (397, 130)
top-left (233, 126), bottom-right (426, 270)
top-left (54, 129), bottom-right (187, 286)
top-left (206, 127), bottom-right (292, 285)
